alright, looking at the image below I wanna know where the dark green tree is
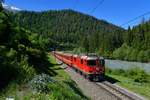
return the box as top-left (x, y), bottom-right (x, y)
top-left (81, 36), bottom-right (89, 52)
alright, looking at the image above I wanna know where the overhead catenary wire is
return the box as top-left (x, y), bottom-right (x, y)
top-left (120, 11), bottom-right (150, 27)
top-left (90, 0), bottom-right (105, 14)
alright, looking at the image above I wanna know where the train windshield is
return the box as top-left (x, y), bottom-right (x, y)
top-left (87, 60), bottom-right (96, 66)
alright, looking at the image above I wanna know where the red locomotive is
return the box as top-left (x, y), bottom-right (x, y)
top-left (52, 51), bottom-right (105, 81)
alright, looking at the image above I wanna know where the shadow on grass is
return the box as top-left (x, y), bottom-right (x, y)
top-left (28, 53), bottom-right (58, 76)
top-left (52, 63), bottom-right (63, 66)
top-left (104, 75), bottom-right (120, 84)
top-left (0, 64), bottom-right (19, 91)
top-left (52, 67), bottom-right (63, 70)
top-left (64, 81), bottom-right (89, 99)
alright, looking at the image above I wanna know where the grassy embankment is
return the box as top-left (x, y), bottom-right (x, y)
top-left (106, 67), bottom-right (150, 99)
top-left (0, 54), bottom-right (88, 100)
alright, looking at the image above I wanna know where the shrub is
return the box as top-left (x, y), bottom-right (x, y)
top-left (18, 44), bottom-right (26, 53)
top-left (48, 82), bottom-right (83, 100)
top-left (113, 43), bottom-right (129, 60)
top-left (128, 49), bottom-right (139, 61)
top-left (27, 48), bottom-right (45, 58)
top-left (148, 50), bottom-right (150, 62)
top-left (106, 67), bottom-right (149, 83)
top-left (144, 50), bottom-right (150, 62)
top-left (17, 56), bottom-right (36, 82)
top-left (105, 67), bottom-right (112, 74)
top-left (128, 68), bottom-right (149, 83)
top-left (124, 47), bottom-right (132, 60)
top-left (6, 48), bottom-right (17, 59)
top-left (28, 74), bottom-right (55, 93)
top-left (137, 50), bottom-right (146, 62)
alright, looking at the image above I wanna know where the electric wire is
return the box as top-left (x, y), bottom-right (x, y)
top-left (120, 11), bottom-right (150, 27)
top-left (90, 0), bottom-right (105, 14)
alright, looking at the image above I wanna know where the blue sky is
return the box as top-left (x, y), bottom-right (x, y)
top-left (5, 0), bottom-right (150, 29)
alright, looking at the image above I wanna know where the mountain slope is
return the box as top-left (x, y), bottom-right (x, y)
top-left (11, 9), bottom-right (125, 52)
top-left (112, 20), bottom-right (150, 62)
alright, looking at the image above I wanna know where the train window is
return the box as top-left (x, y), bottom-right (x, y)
top-left (81, 59), bottom-right (83, 64)
top-left (74, 58), bottom-right (76, 61)
top-left (87, 60), bottom-right (96, 66)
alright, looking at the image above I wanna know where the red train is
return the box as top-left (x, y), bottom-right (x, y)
top-left (52, 51), bottom-right (105, 81)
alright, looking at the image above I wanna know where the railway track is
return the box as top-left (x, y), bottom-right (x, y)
top-left (55, 56), bottom-right (146, 100)
top-left (95, 81), bottom-right (145, 100)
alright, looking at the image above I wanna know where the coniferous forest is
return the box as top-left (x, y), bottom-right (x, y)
top-left (10, 10), bottom-right (150, 62)
top-left (1, 3), bottom-right (150, 88)
top-left (0, 1), bottom-right (150, 99)
top-left (0, 4), bottom-right (88, 99)
top-left (0, 3), bottom-right (52, 90)
top-left (10, 10), bottom-right (125, 51)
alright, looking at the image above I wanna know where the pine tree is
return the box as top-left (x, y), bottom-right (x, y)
top-left (0, 0), bottom-right (4, 11)
top-left (126, 26), bottom-right (133, 46)
top-left (81, 36), bottom-right (89, 52)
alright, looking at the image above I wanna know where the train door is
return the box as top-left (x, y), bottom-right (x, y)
top-left (80, 58), bottom-right (83, 69)
top-left (99, 57), bottom-right (105, 67)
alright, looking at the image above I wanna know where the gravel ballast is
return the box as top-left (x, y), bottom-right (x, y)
top-left (63, 65), bottom-right (119, 100)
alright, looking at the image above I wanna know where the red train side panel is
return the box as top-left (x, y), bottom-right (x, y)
top-left (52, 51), bottom-right (105, 81)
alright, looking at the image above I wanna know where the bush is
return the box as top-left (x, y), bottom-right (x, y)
top-left (17, 56), bottom-right (36, 82)
top-left (106, 67), bottom-right (149, 83)
top-left (128, 68), bottom-right (149, 83)
top-left (128, 49), bottom-right (139, 61)
top-left (18, 44), bottom-right (26, 53)
top-left (28, 74), bottom-right (55, 93)
top-left (48, 81), bottom-right (84, 100)
top-left (124, 47), bottom-right (132, 60)
top-left (113, 43), bottom-right (129, 60)
top-left (145, 50), bottom-right (150, 62)
top-left (6, 48), bottom-right (17, 59)
top-left (27, 48), bottom-right (45, 58)
top-left (112, 43), bottom-right (149, 62)
top-left (136, 50), bottom-right (147, 62)
top-left (143, 50), bottom-right (150, 62)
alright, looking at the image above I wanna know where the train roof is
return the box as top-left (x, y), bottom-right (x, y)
top-left (63, 53), bottom-right (73, 56)
top-left (87, 57), bottom-right (98, 60)
top-left (81, 56), bottom-right (87, 59)
top-left (73, 55), bottom-right (78, 57)
top-left (55, 51), bottom-right (72, 55)
top-left (54, 51), bottom-right (103, 60)
top-left (80, 55), bottom-right (98, 60)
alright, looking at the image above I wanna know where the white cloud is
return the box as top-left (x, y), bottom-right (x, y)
top-left (2, 3), bottom-right (8, 7)
top-left (2, 3), bottom-right (21, 11)
top-left (10, 6), bottom-right (21, 11)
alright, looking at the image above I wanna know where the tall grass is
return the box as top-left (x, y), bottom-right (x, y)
top-left (106, 67), bottom-right (150, 83)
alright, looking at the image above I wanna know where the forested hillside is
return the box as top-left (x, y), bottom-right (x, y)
top-left (10, 10), bottom-right (125, 52)
top-left (1, 1), bottom-right (150, 98)
top-left (0, 4), bottom-right (51, 89)
top-left (0, 4), bottom-right (88, 99)
top-left (9, 9), bottom-right (150, 62)
top-left (113, 20), bottom-right (150, 62)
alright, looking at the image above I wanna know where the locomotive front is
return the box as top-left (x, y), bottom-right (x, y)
top-left (86, 56), bottom-right (105, 81)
